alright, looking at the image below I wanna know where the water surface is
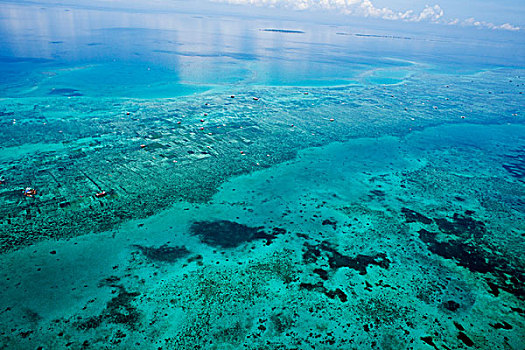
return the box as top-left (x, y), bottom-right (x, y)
top-left (0, 1), bottom-right (524, 349)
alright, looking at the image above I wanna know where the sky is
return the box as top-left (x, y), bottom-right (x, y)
top-left (2, 0), bottom-right (523, 32)
top-left (207, 0), bottom-right (524, 31)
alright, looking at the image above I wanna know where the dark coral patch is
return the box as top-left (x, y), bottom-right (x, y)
top-left (76, 286), bottom-right (140, 331)
top-left (419, 229), bottom-right (494, 274)
top-left (105, 287), bottom-right (141, 328)
top-left (322, 219), bottom-right (337, 230)
top-left (300, 282), bottom-right (324, 292)
top-left (77, 316), bottom-right (102, 330)
top-left (325, 288), bottom-right (348, 302)
top-left (490, 321), bottom-right (513, 330)
top-left (434, 213), bottom-right (486, 240)
top-left (270, 312), bottom-right (294, 334)
top-left (302, 241), bottom-right (390, 275)
top-left (313, 268), bottom-right (329, 281)
top-left (457, 332), bottom-right (474, 347)
top-left (299, 282), bottom-right (348, 302)
top-left (401, 207), bottom-right (432, 225)
top-left (303, 242), bottom-right (322, 264)
top-left (453, 321), bottom-right (465, 331)
top-left (189, 220), bottom-right (283, 248)
top-left (272, 227), bottom-right (287, 235)
top-left (369, 189), bottom-right (386, 198)
top-left (442, 300), bottom-right (460, 312)
top-left (326, 249), bottom-right (390, 275)
top-left (418, 229), bottom-right (525, 299)
top-left (420, 336), bottom-right (439, 350)
top-left (133, 244), bottom-right (190, 263)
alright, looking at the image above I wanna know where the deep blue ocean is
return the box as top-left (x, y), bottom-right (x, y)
top-left (0, 1), bottom-right (524, 349)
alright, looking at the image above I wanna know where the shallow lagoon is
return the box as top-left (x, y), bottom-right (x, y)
top-left (0, 1), bottom-right (524, 349)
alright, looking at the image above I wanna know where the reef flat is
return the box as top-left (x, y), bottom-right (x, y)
top-left (0, 69), bottom-right (522, 252)
top-left (0, 67), bottom-right (524, 349)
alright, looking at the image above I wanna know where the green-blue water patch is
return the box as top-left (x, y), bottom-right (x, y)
top-left (0, 142), bottom-right (66, 161)
top-left (363, 69), bottom-right (412, 85)
top-left (2, 62), bottom-right (213, 98)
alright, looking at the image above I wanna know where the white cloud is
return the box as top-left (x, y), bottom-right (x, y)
top-left (212, 0), bottom-right (443, 22)
top-left (411, 4), bottom-right (443, 22)
top-left (459, 17), bottom-right (520, 31)
top-left (211, 0), bottom-right (520, 31)
top-left (497, 23), bottom-right (520, 31)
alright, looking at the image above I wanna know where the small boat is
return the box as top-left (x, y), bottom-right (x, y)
top-left (95, 191), bottom-right (107, 198)
top-left (23, 187), bottom-right (37, 197)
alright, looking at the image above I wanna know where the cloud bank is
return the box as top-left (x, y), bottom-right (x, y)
top-left (456, 17), bottom-right (520, 31)
top-left (214, 0), bottom-right (444, 22)
top-left (212, 0), bottom-right (520, 31)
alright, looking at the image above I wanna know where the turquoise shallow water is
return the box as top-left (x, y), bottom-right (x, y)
top-left (0, 1), bottom-right (524, 349)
